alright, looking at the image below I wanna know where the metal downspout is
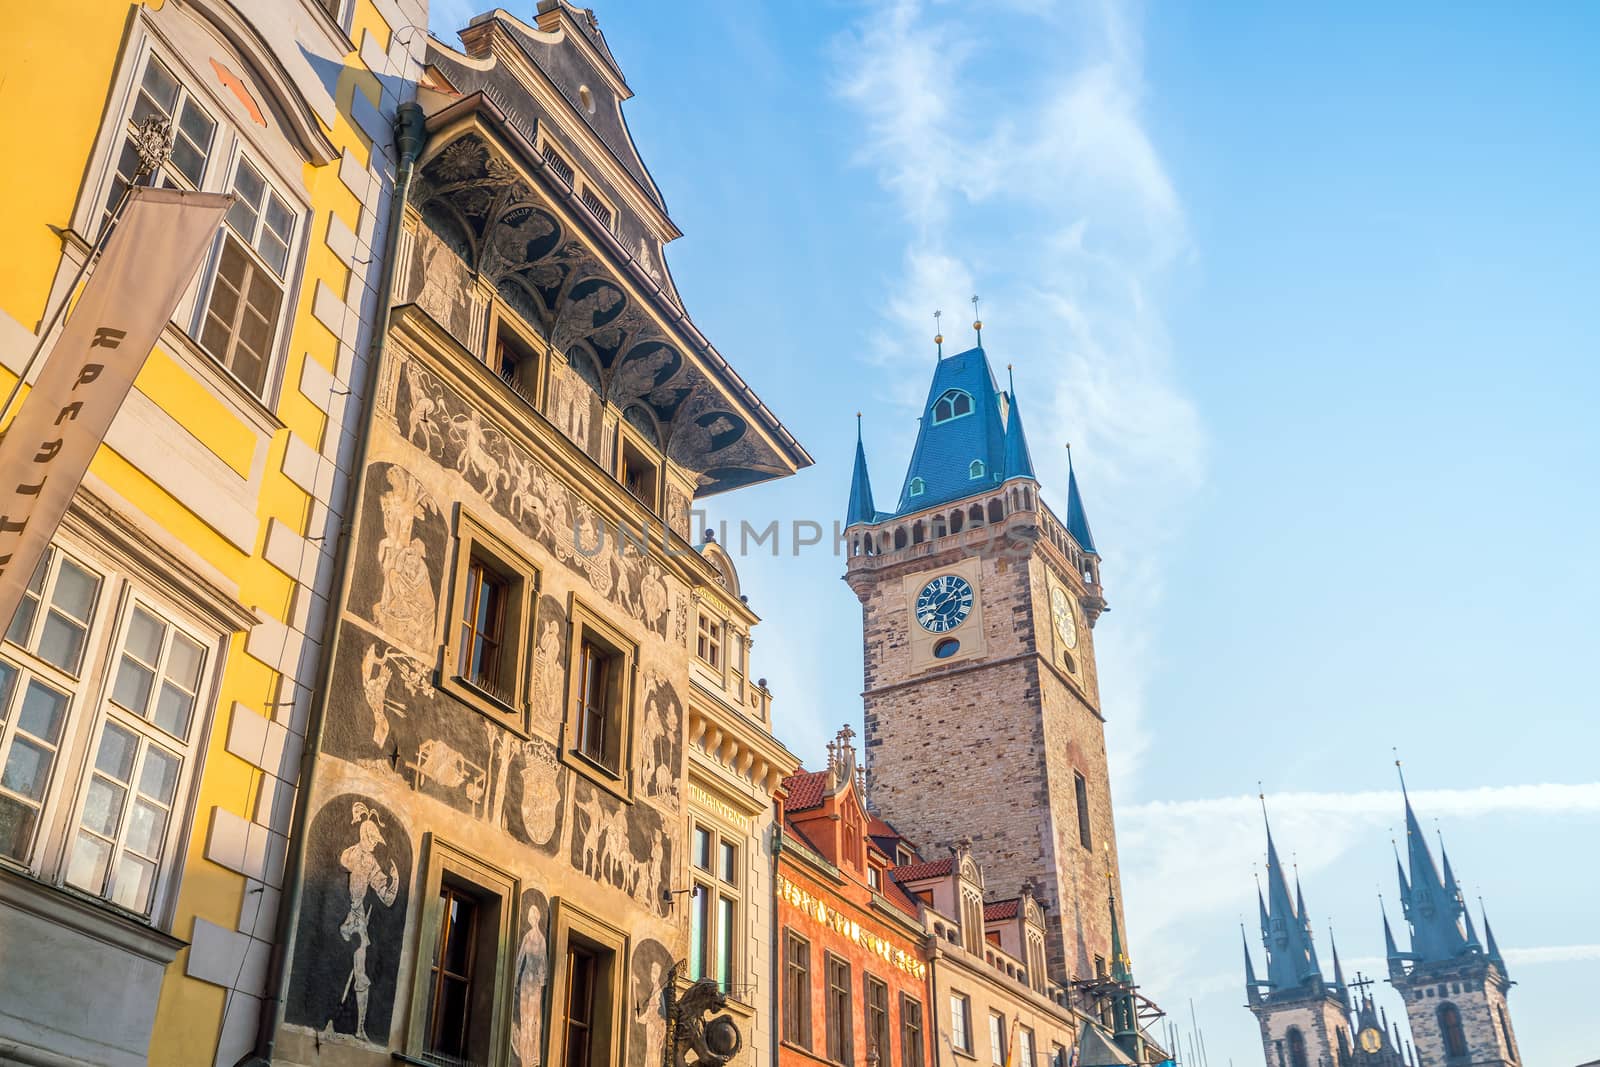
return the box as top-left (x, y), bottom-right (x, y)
top-left (235, 100), bottom-right (428, 1067)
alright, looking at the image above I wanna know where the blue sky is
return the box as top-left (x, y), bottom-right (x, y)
top-left (433, 3), bottom-right (1599, 1061)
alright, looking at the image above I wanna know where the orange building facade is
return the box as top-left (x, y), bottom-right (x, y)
top-left (777, 729), bottom-right (933, 1067)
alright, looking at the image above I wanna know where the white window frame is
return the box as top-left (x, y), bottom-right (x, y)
top-left (74, 31), bottom-right (308, 407)
top-left (0, 539), bottom-right (220, 925)
top-left (688, 819), bottom-right (743, 998)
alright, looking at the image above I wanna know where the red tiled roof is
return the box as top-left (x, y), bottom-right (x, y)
top-left (881, 875), bottom-right (924, 920)
top-left (890, 857), bottom-right (953, 882)
top-left (984, 898), bottom-right (1020, 921)
top-left (783, 769), bottom-right (828, 812)
top-left (867, 815), bottom-right (897, 838)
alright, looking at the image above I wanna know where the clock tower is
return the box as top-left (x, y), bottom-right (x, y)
top-left (842, 338), bottom-right (1125, 982)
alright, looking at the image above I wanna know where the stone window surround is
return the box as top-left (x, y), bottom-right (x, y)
top-left (0, 491), bottom-right (250, 932)
top-left (70, 21), bottom-right (313, 414)
top-left (439, 506), bottom-right (540, 733)
top-left (559, 593), bottom-right (638, 803)
top-left (545, 896), bottom-right (631, 1067)
top-left (403, 833), bottom-right (520, 1065)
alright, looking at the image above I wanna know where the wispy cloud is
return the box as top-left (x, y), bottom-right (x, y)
top-left (836, 0), bottom-right (1203, 783)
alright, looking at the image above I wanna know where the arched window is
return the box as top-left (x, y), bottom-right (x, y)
top-left (932, 389), bottom-right (974, 424)
top-left (987, 499), bottom-right (1004, 524)
top-left (1286, 1028), bottom-right (1308, 1067)
top-left (909, 477), bottom-right (926, 497)
top-left (969, 459), bottom-right (985, 479)
top-left (1439, 1004), bottom-right (1468, 1058)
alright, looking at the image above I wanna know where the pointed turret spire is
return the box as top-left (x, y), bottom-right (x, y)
top-left (1106, 879), bottom-right (1138, 1046)
top-left (1243, 924), bottom-right (1262, 1004)
top-left (1001, 367), bottom-right (1035, 482)
top-left (1329, 927), bottom-right (1348, 997)
top-left (1482, 900), bottom-right (1507, 972)
top-left (1382, 898), bottom-right (1406, 978)
top-left (1259, 793), bottom-right (1324, 991)
top-left (845, 414), bottom-right (877, 528)
top-left (1065, 445), bottom-right (1098, 554)
top-left (1394, 761), bottom-right (1471, 964)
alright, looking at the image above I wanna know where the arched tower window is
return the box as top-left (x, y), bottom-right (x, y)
top-left (969, 459), bottom-right (985, 479)
top-left (1438, 1003), bottom-right (1469, 1058)
top-left (932, 389), bottom-right (974, 424)
top-left (1285, 1027), bottom-right (1308, 1067)
top-left (909, 477), bottom-right (926, 497)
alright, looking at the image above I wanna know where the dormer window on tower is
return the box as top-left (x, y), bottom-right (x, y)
top-left (932, 389), bottom-right (974, 424)
top-left (968, 459), bottom-right (985, 480)
top-left (908, 477), bottom-right (925, 497)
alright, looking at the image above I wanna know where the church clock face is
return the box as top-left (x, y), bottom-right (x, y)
top-left (1050, 586), bottom-right (1077, 649)
top-left (915, 575), bottom-right (973, 634)
top-left (1359, 1028), bottom-right (1383, 1054)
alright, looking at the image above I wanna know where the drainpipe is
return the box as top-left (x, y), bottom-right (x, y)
top-left (235, 100), bottom-right (428, 1067)
top-left (771, 799), bottom-right (784, 1067)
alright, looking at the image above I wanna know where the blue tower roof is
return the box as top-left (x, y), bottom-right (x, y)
top-left (1393, 766), bottom-right (1476, 969)
top-left (895, 346), bottom-right (1013, 514)
top-left (1065, 450), bottom-right (1097, 555)
top-left (845, 417), bottom-right (878, 528)
top-left (1001, 365), bottom-right (1036, 482)
top-left (1258, 798), bottom-right (1326, 995)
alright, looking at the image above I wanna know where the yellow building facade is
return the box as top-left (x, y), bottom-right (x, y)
top-left (0, 1), bottom-right (425, 1063)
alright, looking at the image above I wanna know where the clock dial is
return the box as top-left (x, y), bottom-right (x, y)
top-left (1050, 586), bottom-right (1077, 649)
top-left (915, 575), bottom-right (974, 634)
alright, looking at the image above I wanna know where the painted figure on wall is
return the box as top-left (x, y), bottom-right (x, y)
top-left (332, 802), bottom-right (402, 1043)
top-left (637, 671), bottom-right (681, 809)
top-left (361, 643), bottom-right (426, 749)
top-left (373, 466), bottom-right (440, 653)
top-left (513, 737), bottom-right (564, 847)
top-left (286, 794), bottom-right (411, 1046)
top-left (512, 888), bottom-right (550, 1066)
top-left (571, 780), bottom-right (672, 916)
top-left (630, 940), bottom-right (676, 1067)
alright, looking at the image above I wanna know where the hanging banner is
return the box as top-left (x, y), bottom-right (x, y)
top-left (0, 186), bottom-right (231, 627)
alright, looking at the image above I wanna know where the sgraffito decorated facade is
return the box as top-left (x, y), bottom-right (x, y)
top-left (270, 4), bottom-right (808, 1065)
top-left (0, 1), bottom-right (426, 1064)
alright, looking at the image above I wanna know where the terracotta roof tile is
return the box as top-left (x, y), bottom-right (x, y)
top-left (891, 857), bottom-right (953, 882)
top-left (984, 898), bottom-right (1020, 921)
top-left (783, 769), bottom-right (828, 812)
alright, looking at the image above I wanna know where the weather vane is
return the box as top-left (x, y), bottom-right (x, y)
top-left (934, 309), bottom-right (943, 359)
top-left (971, 295), bottom-right (983, 346)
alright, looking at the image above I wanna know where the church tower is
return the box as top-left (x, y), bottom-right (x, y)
top-left (1244, 805), bottom-right (1354, 1067)
top-left (843, 334), bottom-right (1122, 981)
top-left (1385, 773), bottom-right (1521, 1066)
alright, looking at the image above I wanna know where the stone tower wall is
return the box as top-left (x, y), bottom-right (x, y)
top-left (854, 514), bottom-right (1123, 980)
top-left (1397, 966), bottom-right (1518, 1067)
top-left (1251, 995), bottom-right (1350, 1067)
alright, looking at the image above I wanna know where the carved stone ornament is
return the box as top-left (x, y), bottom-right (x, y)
top-left (666, 970), bottom-right (743, 1067)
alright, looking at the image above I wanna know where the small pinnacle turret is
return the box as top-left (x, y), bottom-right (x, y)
top-left (845, 414), bottom-right (878, 528)
top-left (1065, 446), bottom-right (1097, 555)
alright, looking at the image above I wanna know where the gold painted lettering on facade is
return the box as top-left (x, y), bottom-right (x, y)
top-left (775, 873), bottom-right (927, 979)
top-left (689, 783), bottom-right (754, 831)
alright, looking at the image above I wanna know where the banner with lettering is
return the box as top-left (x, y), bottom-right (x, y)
top-left (0, 186), bottom-right (231, 627)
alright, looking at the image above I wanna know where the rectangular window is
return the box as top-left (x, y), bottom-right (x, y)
top-left (564, 942), bottom-right (599, 1067)
top-left (580, 187), bottom-right (614, 230)
top-left (445, 516), bottom-right (536, 724)
top-left (1, 544), bottom-right (217, 918)
top-left (825, 954), bottom-right (853, 1064)
top-left (1017, 1028), bottom-right (1035, 1067)
top-left (867, 865), bottom-right (881, 891)
top-left (198, 155), bottom-right (296, 396)
top-left (949, 994), bottom-right (971, 1054)
top-left (696, 614), bottom-right (721, 669)
top-left (689, 822), bottom-right (741, 994)
top-left (424, 885), bottom-right (481, 1059)
top-left (618, 436), bottom-right (659, 510)
top-left (900, 995), bottom-right (924, 1067)
top-left (988, 1013), bottom-right (1006, 1067)
top-left (548, 899), bottom-right (627, 1067)
top-left (563, 599), bottom-right (636, 795)
top-left (459, 558), bottom-right (508, 697)
top-left (543, 142), bottom-right (576, 185)
top-left (1051, 1044), bottom-right (1066, 1067)
top-left (783, 930), bottom-right (812, 1048)
top-left (102, 55), bottom-right (217, 232)
top-left (494, 320), bottom-right (542, 405)
top-left (405, 840), bottom-right (516, 1065)
top-left (865, 975), bottom-right (890, 1064)
top-left (1074, 771), bottom-right (1092, 850)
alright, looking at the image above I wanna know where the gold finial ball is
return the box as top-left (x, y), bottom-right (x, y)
top-left (973, 320), bottom-right (983, 331)
top-left (934, 334), bottom-right (944, 345)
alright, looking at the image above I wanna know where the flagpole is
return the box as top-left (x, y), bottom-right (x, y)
top-left (0, 117), bottom-right (172, 427)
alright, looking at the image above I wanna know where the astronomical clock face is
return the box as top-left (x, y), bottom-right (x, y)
top-left (915, 575), bottom-right (973, 634)
top-left (1050, 586), bottom-right (1077, 649)
top-left (1359, 1028), bottom-right (1383, 1054)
